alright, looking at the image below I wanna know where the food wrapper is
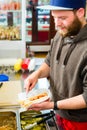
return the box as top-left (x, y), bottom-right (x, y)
top-left (18, 89), bottom-right (51, 109)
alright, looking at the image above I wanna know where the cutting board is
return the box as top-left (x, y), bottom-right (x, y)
top-left (0, 80), bottom-right (22, 107)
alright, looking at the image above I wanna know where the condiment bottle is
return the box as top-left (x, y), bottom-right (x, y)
top-left (21, 58), bottom-right (30, 70)
top-left (28, 58), bottom-right (35, 72)
top-left (14, 58), bottom-right (22, 72)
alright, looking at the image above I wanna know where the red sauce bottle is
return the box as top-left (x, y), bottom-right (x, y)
top-left (21, 58), bottom-right (30, 70)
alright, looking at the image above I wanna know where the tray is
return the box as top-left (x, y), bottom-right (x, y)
top-left (19, 110), bottom-right (50, 130)
top-left (0, 109), bottom-right (19, 130)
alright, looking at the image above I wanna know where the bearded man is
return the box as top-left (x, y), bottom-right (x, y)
top-left (24, 0), bottom-right (87, 129)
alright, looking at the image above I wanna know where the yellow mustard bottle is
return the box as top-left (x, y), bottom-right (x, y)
top-left (14, 59), bottom-right (22, 72)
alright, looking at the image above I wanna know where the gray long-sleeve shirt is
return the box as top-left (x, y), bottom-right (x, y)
top-left (45, 24), bottom-right (87, 122)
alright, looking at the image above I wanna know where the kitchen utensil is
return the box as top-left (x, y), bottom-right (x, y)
top-left (32, 111), bottom-right (54, 118)
top-left (0, 82), bottom-right (3, 88)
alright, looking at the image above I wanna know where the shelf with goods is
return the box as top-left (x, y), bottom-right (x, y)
top-left (0, 0), bottom-right (26, 58)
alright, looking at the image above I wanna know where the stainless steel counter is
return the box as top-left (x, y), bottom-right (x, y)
top-left (0, 64), bottom-right (58, 130)
top-left (0, 108), bottom-right (58, 130)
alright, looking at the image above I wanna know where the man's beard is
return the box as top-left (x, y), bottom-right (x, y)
top-left (58, 16), bottom-right (82, 37)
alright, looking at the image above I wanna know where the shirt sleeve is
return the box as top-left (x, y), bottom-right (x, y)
top-left (81, 51), bottom-right (87, 104)
top-left (45, 39), bottom-right (54, 67)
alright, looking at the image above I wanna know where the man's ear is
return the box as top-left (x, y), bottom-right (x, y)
top-left (76, 8), bottom-right (85, 18)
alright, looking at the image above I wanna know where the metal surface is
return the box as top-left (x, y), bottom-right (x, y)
top-left (0, 63), bottom-right (57, 130)
top-left (0, 108), bottom-right (20, 130)
top-left (19, 109), bottom-right (51, 130)
top-left (0, 108), bottom-right (52, 130)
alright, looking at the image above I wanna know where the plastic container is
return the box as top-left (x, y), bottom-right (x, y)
top-left (0, 74), bottom-right (9, 81)
top-left (18, 89), bottom-right (51, 109)
top-left (28, 58), bottom-right (35, 71)
top-left (21, 58), bottom-right (30, 70)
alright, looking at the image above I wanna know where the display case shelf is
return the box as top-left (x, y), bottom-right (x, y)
top-left (0, 0), bottom-right (26, 58)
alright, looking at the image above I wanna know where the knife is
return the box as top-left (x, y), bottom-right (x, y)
top-left (0, 82), bottom-right (3, 88)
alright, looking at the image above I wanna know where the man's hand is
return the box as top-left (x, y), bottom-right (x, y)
top-left (24, 63), bottom-right (50, 93)
top-left (24, 71), bottom-right (39, 93)
top-left (28, 101), bottom-right (54, 111)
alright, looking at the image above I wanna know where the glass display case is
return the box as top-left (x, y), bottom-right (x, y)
top-left (26, 0), bottom-right (56, 52)
top-left (86, 0), bottom-right (87, 19)
top-left (26, 0), bottom-right (50, 43)
top-left (0, 0), bottom-right (26, 58)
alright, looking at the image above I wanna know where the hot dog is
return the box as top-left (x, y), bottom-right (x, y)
top-left (29, 92), bottom-right (48, 101)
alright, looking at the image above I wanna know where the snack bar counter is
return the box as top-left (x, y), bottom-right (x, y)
top-left (0, 70), bottom-right (58, 130)
top-left (0, 108), bottom-right (52, 130)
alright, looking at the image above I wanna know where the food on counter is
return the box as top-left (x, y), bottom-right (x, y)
top-left (19, 99), bottom-right (33, 108)
top-left (0, 26), bottom-right (20, 40)
top-left (20, 110), bottom-right (46, 130)
top-left (19, 92), bottom-right (48, 109)
top-left (18, 89), bottom-right (51, 109)
top-left (9, 1), bottom-right (21, 10)
top-left (0, 112), bottom-right (17, 130)
top-left (0, 1), bottom-right (21, 10)
top-left (0, 125), bottom-right (15, 130)
top-left (29, 92), bottom-right (48, 101)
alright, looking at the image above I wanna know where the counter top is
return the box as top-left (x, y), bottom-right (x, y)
top-left (0, 59), bottom-right (58, 130)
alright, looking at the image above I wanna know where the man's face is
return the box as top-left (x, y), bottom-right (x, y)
top-left (52, 10), bottom-right (82, 37)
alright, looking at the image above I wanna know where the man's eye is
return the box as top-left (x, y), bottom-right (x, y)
top-left (54, 17), bottom-right (67, 21)
top-left (61, 17), bottom-right (66, 20)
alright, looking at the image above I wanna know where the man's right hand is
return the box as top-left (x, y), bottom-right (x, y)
top-left (24, 71), bottom-right (39, 93)
top-left (24, 62), bottom-right (50, 93)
